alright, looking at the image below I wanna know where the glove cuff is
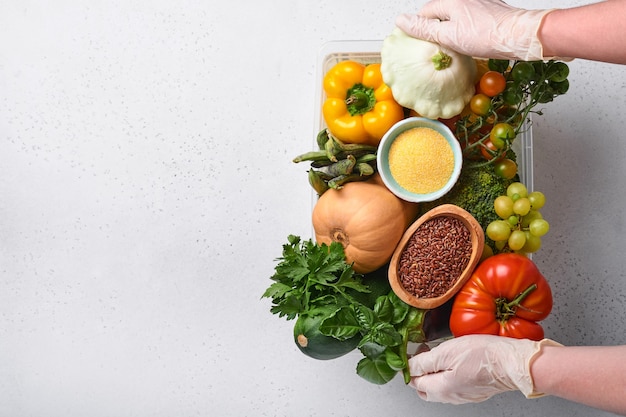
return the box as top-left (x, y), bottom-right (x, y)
top-left (522, 338), bottom-right (563, 399)
top-left (523, 9), bottom-right (573, 62)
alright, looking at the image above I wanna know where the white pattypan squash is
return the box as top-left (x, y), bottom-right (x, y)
top-left (380, 27), bottom-right (477, 120)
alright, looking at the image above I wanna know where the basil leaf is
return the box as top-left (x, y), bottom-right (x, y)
top-left (359, 340), bottom-right (386, 358)
top-left (404, 308), bottom-right (427, 343)
top-left (318, 306), bottom-right (361, 340)
top-left (385, 349), bottom-right (406, 371)
top-left (354, 304), bottom-right (375, 330)
top-left (356, 356), bottom-right (398, 385)
top-left (373, 295), bottom-right (394, 323)
top-left (389, 292), bottom-right (410, 324)
top-left (371, 322), bottom-right (403, 347)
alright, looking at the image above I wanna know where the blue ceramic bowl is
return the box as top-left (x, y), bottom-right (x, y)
top-left (377, 117), bottom-right (463, 203)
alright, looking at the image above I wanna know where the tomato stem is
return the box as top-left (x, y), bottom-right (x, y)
top-left (495, 283), bottom-right (537, 321)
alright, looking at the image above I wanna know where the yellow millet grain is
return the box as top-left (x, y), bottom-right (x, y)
top-left (388, 127), bottom-right (455, 194)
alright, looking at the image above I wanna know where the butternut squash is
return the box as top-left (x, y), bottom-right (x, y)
top-left (312, 175), bottom-right (419, 273)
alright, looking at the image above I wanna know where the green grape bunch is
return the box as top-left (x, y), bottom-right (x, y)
top-left (485, 182), bottom-right (549, 254)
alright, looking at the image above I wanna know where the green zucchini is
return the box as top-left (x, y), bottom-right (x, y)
top-left (293, 310), bottom-right (359, 360)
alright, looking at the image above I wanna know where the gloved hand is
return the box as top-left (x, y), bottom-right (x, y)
top-left (408, 334), bottom-right (562, 404)
top-left (395, 0), bottom-right (556, 61)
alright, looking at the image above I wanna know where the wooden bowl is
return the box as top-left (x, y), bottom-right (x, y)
top-left (388, 204), bottom-right (485, 310)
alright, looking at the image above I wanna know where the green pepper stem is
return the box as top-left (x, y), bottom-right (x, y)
top-left (345, 91), bottom-right (370, 109)
top-left (345, 83), bottom-right (376, 116)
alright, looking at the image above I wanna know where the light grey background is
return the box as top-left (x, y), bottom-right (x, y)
top-left (1, 1), bottom-right (624, 416)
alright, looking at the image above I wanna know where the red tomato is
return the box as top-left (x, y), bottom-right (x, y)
top-left (480, 138), bottom-right (504, 161)
top-left (449, 253), bottom-right (553, 340)
top-left (480, 71), bottom-right (506, 97)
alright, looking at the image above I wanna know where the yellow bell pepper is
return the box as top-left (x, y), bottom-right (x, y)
top-left (322, 61), bottom-right (404, 147)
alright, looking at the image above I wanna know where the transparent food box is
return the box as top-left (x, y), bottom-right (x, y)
top-left (311, 41), bottom-right (535, 342)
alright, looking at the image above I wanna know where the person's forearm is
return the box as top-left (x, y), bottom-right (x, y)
top-left (539, 0), bottom-right (626, 64)
top-left (531, 344), bottom-right (626, 415)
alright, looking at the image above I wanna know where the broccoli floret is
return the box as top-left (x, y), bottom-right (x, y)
top-left (422, 162), bottom-right (517, 249)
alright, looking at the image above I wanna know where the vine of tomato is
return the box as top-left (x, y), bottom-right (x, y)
top-left (458, 124), bottom-right (491, 160)
top-left (449, 253), bottom-right (553, 341)
top-left (479, 71), bottom-right (506, 97)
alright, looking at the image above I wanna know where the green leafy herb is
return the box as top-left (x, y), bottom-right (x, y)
top-left (263, 235), bottom-right (427, 385)
top-left (262, 234), bottom-right (369, 320)
top-left (320, 291), bottom-right (426, 384)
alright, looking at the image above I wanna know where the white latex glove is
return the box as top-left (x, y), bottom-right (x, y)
top-left (395, 0), bottom-right (556, 61)
top-left (408, 334), bottom-right (562, 404)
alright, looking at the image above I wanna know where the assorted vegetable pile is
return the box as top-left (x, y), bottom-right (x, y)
top-left (263, 30), bottom-right (569, 386)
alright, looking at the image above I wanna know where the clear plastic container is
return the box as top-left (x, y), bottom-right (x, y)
top-left (311, 42), bottom-right (535, 340)
top-left (313, 40), bottom-right (534, 191)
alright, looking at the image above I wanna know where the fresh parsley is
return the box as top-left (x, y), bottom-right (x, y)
top-left (262, 234), bottom-right (369, 319)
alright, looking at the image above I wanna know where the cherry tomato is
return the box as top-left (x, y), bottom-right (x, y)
top-left (489, 122), bottom-right (516, 148)
top-left (480, 138), bottom-right (504, 161)
top-left (511, 62), bottom-right (535, 82)
top-left (502, 82), bottom-right (523, 106)
top-left (536, 83), bottom-right (555, 103)
top-left (496, 106), bottom-right (523, 127)
top-left (449, 253), bottom-right (553, 341)
top-left (547, 62), bottom-right (569, 82)
top-left (479, 71), bottom-right (506, 97)
top-left (549, 79), bottom-right (570, 95)
top-left (494, 158), bottom-right (518, 179)
top-left (469, 93), bottom-right (491, 117)
top-left (488, 59), bottom-right (510, 73)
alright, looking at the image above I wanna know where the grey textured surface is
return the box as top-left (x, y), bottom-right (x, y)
top-left (1, 1), bottom-right (623, 416)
